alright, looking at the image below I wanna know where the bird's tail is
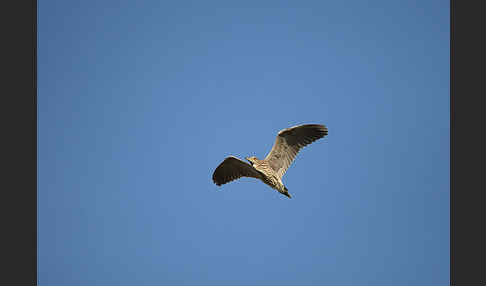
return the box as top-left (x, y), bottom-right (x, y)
top-left (283, 186), bottom-right (292, 198)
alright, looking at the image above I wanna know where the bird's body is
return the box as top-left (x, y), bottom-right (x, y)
top-left (248, 157), bottom-right (289, 197)
top-left (212, 124), bottom-right (328, 198)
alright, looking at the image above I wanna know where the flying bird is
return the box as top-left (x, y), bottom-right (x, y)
top-left (212, 124), bottom-right (328, 198)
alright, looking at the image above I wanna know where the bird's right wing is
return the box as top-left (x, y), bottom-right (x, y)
top-left (264, 124), bottom-right (328, 179)
top-left (212, 156), bottom-right (262, 186)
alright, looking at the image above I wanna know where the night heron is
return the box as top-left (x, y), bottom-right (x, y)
top-left (212, 124), bottom-right (328, 198)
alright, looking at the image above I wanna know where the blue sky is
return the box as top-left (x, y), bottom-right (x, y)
top-left (38, 1), bottom-right (449, 285)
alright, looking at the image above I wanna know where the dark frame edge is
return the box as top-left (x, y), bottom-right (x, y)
top-left (33, 0), bottom-right (38, 284)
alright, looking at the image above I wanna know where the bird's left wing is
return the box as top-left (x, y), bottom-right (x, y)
top-left (212, 156), bottom-right (262, 186)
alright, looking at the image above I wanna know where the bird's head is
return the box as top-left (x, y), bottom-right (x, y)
top-left (245, 156), bottom-right (258, 165)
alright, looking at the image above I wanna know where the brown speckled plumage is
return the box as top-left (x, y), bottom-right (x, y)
top-left (212, 124), bottom-right (328, 198)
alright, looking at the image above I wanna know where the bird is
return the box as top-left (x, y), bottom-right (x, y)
top-left (212, 124), bottom-right (328, 198)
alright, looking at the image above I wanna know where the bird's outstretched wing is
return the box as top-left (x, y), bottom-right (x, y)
top-left (264, 124), bottom-right (328, 179)
top-left (212, 156), bottom-right (262, 186)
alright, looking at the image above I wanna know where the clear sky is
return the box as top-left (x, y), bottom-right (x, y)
top-left (38, 1), bottom-right (449, 285)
